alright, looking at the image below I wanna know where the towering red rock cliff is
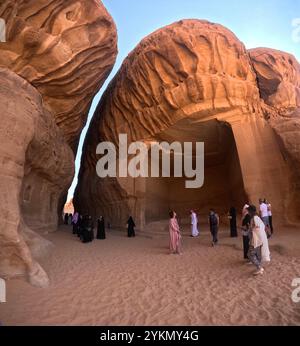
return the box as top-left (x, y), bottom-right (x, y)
top-left (0, 68), bottom-right (72, 287)
top-left (0, 0), bottom-right (117, 286)
top-left (75, 20), bottom-right (299, 229)
top-left (249, 48), bottom-right (300, 221)
top-left (249, 48), bottom-right (300, 111)
top-left (0, 0), bottom-right (117, 149)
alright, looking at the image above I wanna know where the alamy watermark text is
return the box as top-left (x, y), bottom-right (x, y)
top-left (96, 134), bottom-right (204, 188)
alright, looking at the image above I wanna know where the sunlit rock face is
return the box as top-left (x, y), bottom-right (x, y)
top-left (0, 0), bottom-right (118, 149)
top-left (249, 48), bottom-right (300, 222)
top-left (249, 48), bottom-right (300, 111)
top-left (0, 0), bottom-right (118, 286)
top-left (75, 19), bottom-right (298, 229)
top-left (0, 68), bottom-right (72, 287)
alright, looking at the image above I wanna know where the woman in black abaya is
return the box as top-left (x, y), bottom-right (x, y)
top-left (97, 216), bottom-right (106, 239)
top-left (229, 207), bottom-right (238, 237)
top-left (127, 216), bottom-right (136, 237)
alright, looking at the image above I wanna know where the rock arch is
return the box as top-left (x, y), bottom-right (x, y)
top-left (75, 19), bottom-right (299, 229)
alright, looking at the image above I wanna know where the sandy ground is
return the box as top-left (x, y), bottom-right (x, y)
top-left (0, 224), bottom-right (300, 326)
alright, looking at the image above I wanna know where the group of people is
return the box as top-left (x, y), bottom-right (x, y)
top-left (64, 213), bottom-right (73, 225)
top-left (64, 212), bottom-right (137, 241)
top-left (241, 200), bottom-right (271, 276)
top-left (169, 208), bottom-right (220, 255)
top-left (65, 199), bottom-right (272, 276)
top-left (169, 199), bottom-right (272, 276)
top-left (65, 212), bottom-right (106, 243)
top-left (259, 198), bottom-right (274, 236)
top-left (190, 209), bottom-right (220, 245)
top-left (190, 206), bottom-right (238, 239)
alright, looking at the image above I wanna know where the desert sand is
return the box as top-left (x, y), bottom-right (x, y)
top-left (0, 223), bottom-right (300, 326)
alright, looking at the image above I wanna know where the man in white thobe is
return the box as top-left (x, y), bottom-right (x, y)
top-left (190, 210), bottom-right (199, 237)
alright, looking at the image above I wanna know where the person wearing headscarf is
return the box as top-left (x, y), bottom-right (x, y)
top-left (241, 209), bottom-right (251, 260)
top-left (190, 210), bottom-right (199, 237)
top-left (77, 215), bottom-right (83, 238)
top-left (81, 215), bottom-right (94, 243)
top-left (68, 213), bottom-right (73, 225)
top-left (72, 212), bottom-right (79, 234)
top-left (169, 210), bottom-right (182, 255)
top-left (97, 216), bottom-right (106, 239)
top-left (127, 216), bottom-right (136, 237)
top-left (64, 213), bottom-right (69, 225)
top-left (228, 207), bottom-right (237, 237)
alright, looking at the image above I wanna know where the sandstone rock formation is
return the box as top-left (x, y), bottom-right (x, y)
top-left (0, 68), bottom-right (72, 287)
top-left (0, 0), bottom-right (117, 286)
top-left (249, 48), bottom-right (300, 221)
top-left (75, 20), bottom-right (299, 229)
top-left (249, 48), bottom-right (300, 111)
top-left (0, 0), bottom-right (117, 149)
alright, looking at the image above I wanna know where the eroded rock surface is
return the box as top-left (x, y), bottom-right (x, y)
top-left (0, 0), bottom-right (117, 286)
top-left (75, 20), bottom-right (299, 228)
top-left (249, 48), bottom-right (300, 221)
top-left (0, 0), bottom-right (117, 149)
top-left (0, 68), bottom-right (72, 287)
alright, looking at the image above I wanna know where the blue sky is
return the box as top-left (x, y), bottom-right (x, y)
top-left (67, 0), bottom-right (300, 200)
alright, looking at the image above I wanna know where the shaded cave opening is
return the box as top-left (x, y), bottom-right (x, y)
top-left (144, 118), bottom-right (247, 225)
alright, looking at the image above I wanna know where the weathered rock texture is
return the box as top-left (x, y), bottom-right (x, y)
top-left (0, 68), bottom-right (73, 287)
top-left (0, 0), bottom-right (117, 149)
top-left (0, 0), bottom-right (117, 286)
top-left (75, 20), bottom-right (300, 229)
top-left (249, 48), bottom-right (300, 221)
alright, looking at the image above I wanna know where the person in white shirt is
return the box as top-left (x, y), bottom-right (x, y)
top-left (247, 205), bottom-right (271, 276)
top-left (259, 198), bottom-right (270, 227)
top-left (242, 202), bottom-right (250, 219)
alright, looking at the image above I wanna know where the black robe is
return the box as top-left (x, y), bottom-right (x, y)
top-left (72, 214), bottom-right (78, 234)
top-left (81, 217), bottom-right (94, 243)
top-left (229, 207), bottom-right (238, 237)
top-left (127, 217), bottom-right (136, 237)
top-left (242, 213), bottom-right (251, 259)
top-left (97, 218), bottom-right (106, 239)
top-left (77, 216), bottom-right (83, 238)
